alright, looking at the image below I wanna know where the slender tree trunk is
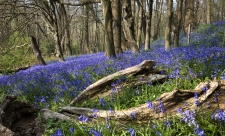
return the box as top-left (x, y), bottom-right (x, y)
top-left (121, 25), bottom-right (129, 50)
top-left (174, 0), bottom-right (183, 47)
top-left (101, 0), bottom-right (116, 58)
top-left (83, 4), bottom-right (90, 53)
top-left (136, 0), bottom-right (144, 49)
top-left (131, 0), bottom-right (136, 39)
top-left (142, 0), bottom-right (146, 41)
top-left (154, 0), bottom-right (163, 40)
top-left (184, 0), bottom-right (195, 35)
top-left (207, 0), bottom-right (211, 24)
top-left (144, 0), bottom-right (153, 50)
top-left (122, 0), bottom-right (139, 53)
top-left (112, 0), bottom-right (123, 54)
top-left (165, 0), bottom-right (173, 51)
top-left (51, 1), bottom-right (65, 61)
top-left (30, 36), bottom-right (46, 65)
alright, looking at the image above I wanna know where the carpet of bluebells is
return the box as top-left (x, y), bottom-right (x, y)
top-left (1, 21), bottom-right (225, 135)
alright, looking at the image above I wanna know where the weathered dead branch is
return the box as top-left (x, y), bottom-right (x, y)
top-left (70, 60), bottom-right (156, 105)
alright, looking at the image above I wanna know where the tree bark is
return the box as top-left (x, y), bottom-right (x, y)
top-left (165, 0), bottom-right (173, 51)
top-left (184, 0), bottom-right (195, 35)
top-left (206, 0), bottom-right (211, 24)
top-left (122, 0), bottom-right (140, 53)
top-left (101, 0), bottom-right (116, 58)
top-left (30, 36), bottom-right (46, 65)
top-left (112, 0), bottom-right (123, 54)
top-left (144, 0), bottom-right (153, 51)
top-left (153, 0), bottom-right (163, 40)
top-left (83, 4), bottom-right (90, 53)
top-left (174, 0), bottom-right (183, 48)
top-left (136, 0), bottom-right (144, 49)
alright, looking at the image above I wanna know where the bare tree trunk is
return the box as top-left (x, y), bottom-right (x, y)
top-left (154, 0), bottom-right (163, 40)
top-left (165, 0), bottom-right (173, 51)
top-left (184, 0), bottom-right (195, 35)
top-left (207, 0), bottom-right (211, 24)
top-left (136, 0), bottom-right (144, 49)
top-left (112, 0), bottom-right (123, 54)
top-left (131, 0), bottom-right (136, 39)
top-left (101, 0), bottom-right (116, 58)
top-left (83, 4), bottom-right (90, 53)
top-left (174, 0), bottom-right (183, 47)
top-left (144, 0), bottom-right (153, 50)
top-left (122, 0), bottom-right (139, 53)
top-left (121, 26), bottom-right (129, 50)
top-left (30, 36), bottom-right (46, 65)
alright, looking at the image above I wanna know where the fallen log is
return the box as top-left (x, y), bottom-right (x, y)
top-left (52, 80), bottom-right (218, 123)
top-left (70, 60), bottom-right (156, 105)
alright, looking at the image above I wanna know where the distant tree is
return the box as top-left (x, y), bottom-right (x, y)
top-left (122, 0), bottom-right (139, 53)
top-left (144, 0), bottom-right (153, 50)
top-left (83, 4), bottom-right (90, 53)
top-left (153, 0), bottom-right (163, 40)
top-left (112, 0), bottom-right (123, 54)
top-left (207, 0), bottom-right (211, 24)
top-left (184, 0), bottom-right (195, 43)
top-left (101, 0), bottom-right (116, 57)
top-left (136, 0), bottom-right (144, 49)
top-left (174, 0), bottom-right (183, 47)
top-left (165, 0), bottom-right (173, 51)
top-left (30, 36), bottom-right (46, 65)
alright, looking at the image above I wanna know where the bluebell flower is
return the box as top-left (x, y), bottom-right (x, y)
top-left (195, 100), bottom-right (200, 106)
top-left (158, 99), bottom-right (165, 114)
top-left (130, 112), bottom-right (136, 119)
top-left (127, 128), bottom-right (135, 136)
top-left (201, 86), bottom-right (208, 93)
top-left (78, 115), bottom-right (89, 123)
top-left (194, 127), bottom-right (205, 136)
top-left (89, 128), bottom-right (102, 136)
top-left (93, 108), bottom-right (98, 118)
top-left (165, 120), bottom-right (171, 129)
top-left (212, 109), bottom-right (225, 122)
top-left (156, 131), bottom-right (162, 136)
top-left (177, 107), bottom-right (183, 113)
top-left (147, 100), bottom-right (154, 110)
top-left (194, 92), bottom-right (198, 99)
top-left (99, 98), bottom-right (106, 106)
top-left (70, 127), bottom-right (75, 133)
top-left (152, 124), bottom-right (156, 129)
top-left (53, 129), bottom-right (63, 136)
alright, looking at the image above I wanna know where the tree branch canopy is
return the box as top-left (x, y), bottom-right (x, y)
top-left (60, 0), bottom-right (101, 6)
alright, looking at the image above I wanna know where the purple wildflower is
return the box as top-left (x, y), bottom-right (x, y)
top-left (89, 128), bottom-right (102, 136)
top-left (156, 131), bottom-right (162, 136)
top-left (195, 100), bottom-right (200, 106)
top-left (194, 92), bottom-right (198, 99)
top-left (165, 120), bottom-right (171, 129)
top-left (70, 127), bottom-right (75, 133)
top-left (202, 86), bottom-right (208, 93)
top-left (130, 112), bottom-right (136, 119)
top-left (78, 115), bottom-right (88, 123)
top-left (127, 128), bottom-right (135, 136)
top-left (99, 98), bottom-right (106, 106)
top-left (147, 100), bottom-right (154, 109)
top-left (53, 129), bottom-right (63, 136)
